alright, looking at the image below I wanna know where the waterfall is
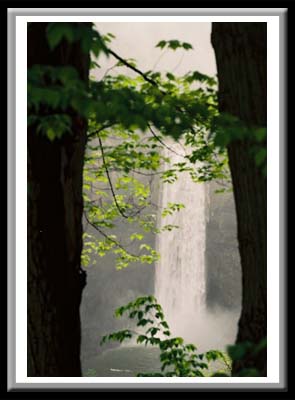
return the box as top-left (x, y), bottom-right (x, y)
top-left (155, 143), bottom-right (208, 344)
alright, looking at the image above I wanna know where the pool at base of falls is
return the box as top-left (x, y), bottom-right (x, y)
top-left (82, 346), bottom-right (161, 377)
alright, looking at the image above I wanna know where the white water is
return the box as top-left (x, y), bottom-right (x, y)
top-left (155, 144), bottom-right (207, 338)
top-left (155, 143), bottom-right (238, 351)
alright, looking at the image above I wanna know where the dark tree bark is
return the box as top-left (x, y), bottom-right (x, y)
top-left (211, 23), bottom-right (267, 376)
top-left (27, 23), bottom-right (90, 376)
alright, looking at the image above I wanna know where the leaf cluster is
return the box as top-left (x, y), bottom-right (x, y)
top-left (101, 296), bottom-right (231, 377)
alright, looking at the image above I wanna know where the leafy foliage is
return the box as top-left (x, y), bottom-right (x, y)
top-left (156, 39), bottom-right (194, 51)
top-left (76, 29), bottom-right (230, 270)
top-left (227, 338), bottom-right (267, 377)
top-left (28, 22), bottom-right (265, 268)
top-left (101, 296), bottom-right (231, 377)
top-left (211, 113), bottom-right (267, 175)
top-left (46, 22), bottom-right (109, 57)
top-left (101, 296), bottom-right (266, 377)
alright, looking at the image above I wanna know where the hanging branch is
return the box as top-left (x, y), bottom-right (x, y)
top-left (97, 134), bottom-right (130, 219)
top-left (102, 62), bottom-right (120, 80)
top-left (84, 211), bottom-right (138, 258)
top-left (147, 123), bottom-right (186, 158)
top-left (107, 48), bottom-right (163, 91)
top-left (152, 48), bottom-right (169, 71)
top-left (97, 133), bottom-right (148, 219)
top-left (106, 46), bottom-right (202, 131)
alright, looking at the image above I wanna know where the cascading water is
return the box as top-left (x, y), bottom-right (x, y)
top-left (155, 142), bottom-right (240, 352)
top-left (155, 143), bottom-right (208, 345)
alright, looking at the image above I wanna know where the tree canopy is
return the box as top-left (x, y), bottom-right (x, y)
top-left (28, 22), bottom-right (265, 270)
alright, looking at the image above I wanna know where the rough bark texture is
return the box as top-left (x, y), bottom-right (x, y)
top-left (211, 23), bottom-right (267, 376)
top-left (27, 23), bottom-right (89, 376)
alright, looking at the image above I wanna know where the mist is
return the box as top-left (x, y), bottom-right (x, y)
top-left (80, 22), bottom-right (242, 377)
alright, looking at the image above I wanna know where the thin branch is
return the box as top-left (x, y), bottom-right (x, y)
top-left (107, 48), bottom-right (163, 91)
top-left (130, 169), bottom-right (165, 176)
top-left (85, 164), bottom-right (164, 177)
top-left (97, 134), bottom-right (147, 219)
top-left (152, 48), bottom-right (168, 71)
top-left (214, 179), bottom-right (232, 189)
top-left (149, 201), bottom-right (165, 210)
top-left (107, 47), bottom-right (203, 131)
top-left (84, 211), bottom-right (138, 258)
top-left (102, 47), bottom-right (207, 164)
top-left (101, 63), bottom-right (119, 80)
top-left (171, 50), bottom-right (185, 73)
top-left (87, 123), bottom-right (114, 140)
top-left (147, 123), bottom-right (185, 158)
top-left (97, 134), bottom-right (130, 218)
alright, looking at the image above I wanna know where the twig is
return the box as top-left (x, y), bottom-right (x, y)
top-left (97, 134), bottom-right (130, 219)
top-left (131, 169), bottom-right (165, 176)
top-left (107, 46), bottom-right (203, 131)
top-left (152, 48), bottom-right (168, 71)
top-left (102, 63), bottom-right (119, 80)
top-left (148, 123), bottom-right (185, 158)
top-left (87, 123), bottom-right (114, 140)
top-left (171, 50), bottom-right (185, 73)
top-left (97, 133), bottom-right (148, 219)
top-left (84, 211), bottom-right (138, 258)
top-left (107, 48), bottom-right (163, 91)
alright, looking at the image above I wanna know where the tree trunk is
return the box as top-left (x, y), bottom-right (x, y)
top-left (27, 23), bottom-right (89, 376)
top-left (211, 23), bottom-right (267, 376)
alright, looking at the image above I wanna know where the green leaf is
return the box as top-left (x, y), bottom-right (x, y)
top-left (115, 306), bottom-right (125, 318)
top-left (182, 42), bottom-right (193, 50)
top-left (168, 40), bottom-right (181, 50)
top-left (91, 39), bottom-right (102, 58)
top-left (156, 40), bottom-right (166, 49)
top-left (137, 310), bottom-right (143, 320)
top-left (46, 128), bottom-right (56, 141)
top-left (129, 310), bottom-right (137, 319)
top-left (255, 148), bottom-right (266, 167)
top-left (150, 327), bottom-right (160, 336)
top-left (137, 318), bottom-right (149, 327)
top-left (227, 342), bottom-right (252, 361)
top-left (254, 127), bottom-right (267, 142)
top-left (46, 23), bottom-right (75, 50)
top-left (166, 72), bottom-right (175, 81)
top-left (160, 321), bottom-right (169, 329)
top-left (106, 32), bottom-right (116, 39)
top-left (137, 335), bottom-right (147, 344)
top-left (58, 66), bottom-right (79, 84)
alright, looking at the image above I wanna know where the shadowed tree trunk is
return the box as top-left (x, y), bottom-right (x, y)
top-left (211, 23), bottom-right (267, 376)
top-left (27, 23), bottom-right (90, 376)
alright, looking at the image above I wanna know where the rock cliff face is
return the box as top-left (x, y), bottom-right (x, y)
top-left (206, 182), bottom-right (242, 311)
